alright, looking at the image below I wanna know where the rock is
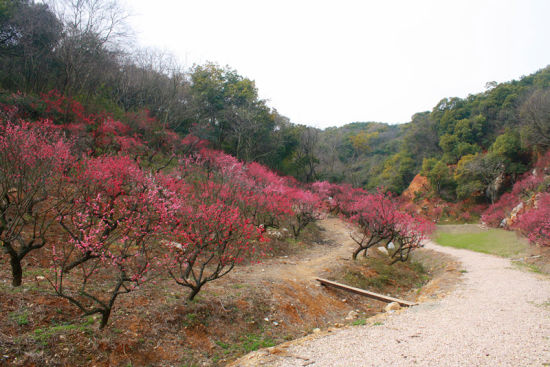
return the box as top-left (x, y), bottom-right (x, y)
top-left (387, 241), bottom-right (395, 250)
top-left (377, 246), bottom-right (389, 255)
top-left (312, 328), bottom-right (321, 333)
top-left (385, 302), bottom-right (401, 312)
top-left (345, 310), bottom-right (359, 320)
top-left (266, 228), bottom-right (283, 239)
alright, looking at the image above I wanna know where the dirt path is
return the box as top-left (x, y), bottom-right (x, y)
top-left (232, 237), bottom-right (550, 366)
top-left (235, 217), bottom-right (357, 283)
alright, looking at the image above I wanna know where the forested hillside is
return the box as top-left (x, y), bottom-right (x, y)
top-left (316, 67), bottom-right (550, 199)
top-left (0, 0), bottom-right (324, 178)
top-left (1, 0), bottom-right (549, 204)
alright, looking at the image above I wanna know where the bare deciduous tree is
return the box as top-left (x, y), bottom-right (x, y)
top-left (521, 89), bottom-right (550, 150)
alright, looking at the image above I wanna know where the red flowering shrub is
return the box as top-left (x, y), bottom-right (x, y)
top-left (515, 193), bottom-right (550, 246)
top-left (160, 169), bottom-right (267, 301)
top-left (347, 191), bottom-right (433, 262)
top-left (481, 192), bottom-right (518, 227)
top-left (0, 120), bottom-right (74, 286)
top-left (286, 188), bottom-right (323, 238)
top-left (482, 150), bottom-right (550, 231)
top-left (51, 156), bottom-right (170, 329)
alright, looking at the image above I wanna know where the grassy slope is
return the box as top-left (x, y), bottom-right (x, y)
top-left (434, 224), bottom-right (529, 258)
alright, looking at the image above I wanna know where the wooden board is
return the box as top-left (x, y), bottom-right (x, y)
top-left (316, 278), bottom-right (417, 307)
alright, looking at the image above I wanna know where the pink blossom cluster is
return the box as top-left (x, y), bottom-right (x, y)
top-left (482, 151), bottom-right (550, 246)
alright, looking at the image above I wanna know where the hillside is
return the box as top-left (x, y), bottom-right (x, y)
top-left (1, 2), bottom-right (550, 366)
top-left (2, 1), bottom-right (550, 200)
top-left (316, 66), bottom-right (550, 197)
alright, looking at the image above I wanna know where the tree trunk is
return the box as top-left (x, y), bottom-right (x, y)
top-left (99, 309), bottom-right (111, 330)
top-left (10, 255), bottom-right (23, 287)
top-left (187, 285), bottom-right (202, 301)
top-left (352, 246), bottom-right (363, 260)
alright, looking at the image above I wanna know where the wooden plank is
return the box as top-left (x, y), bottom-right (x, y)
top-left (316, 278), bottom-right (417, 307)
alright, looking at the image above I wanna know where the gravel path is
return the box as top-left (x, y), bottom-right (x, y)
top-left (266, 241), bottom-right (550, 367)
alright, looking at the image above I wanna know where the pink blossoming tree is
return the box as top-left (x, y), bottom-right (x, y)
top-left (0, 121), bottom-right (73, 286)
top-left (51, 155), bottom-right (169, 329)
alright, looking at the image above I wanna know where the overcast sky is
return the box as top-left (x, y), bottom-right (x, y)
top-left (127, 0), bottom-right (550, 129)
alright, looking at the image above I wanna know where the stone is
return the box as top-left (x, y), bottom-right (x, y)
top-left (377, 246), bottom-right (389, 255)
top-left (345, 310), bottom-right (359, 320)
top-left (385, 302), bottom-right (401, 312)
top-left (312, 328), bottom-right (321, 333)
top-left (266, 228), bottom-right (283, 239)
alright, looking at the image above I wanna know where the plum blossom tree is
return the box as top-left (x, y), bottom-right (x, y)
top-left (0, 120), bottom-right (73, 286)
top-left (286, 187), bottom-right (322, 239)
top-left (347, 191), bottom-right (433, 261)
top-left (515, 193), bottom-right (550, 246)
top-left (50, 155), bottom-right (169, 329)
top-left (389, 214), bottom-right (433, 264)
top-left (348, 191), bottom-right (401, 259)
top-left (161, 174), bottom-right (266, 301)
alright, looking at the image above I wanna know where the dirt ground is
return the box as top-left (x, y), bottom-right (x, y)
top-left (232, 239), bottom-right (550, 367)
top-left (0, 217), bottom-right (460, 367)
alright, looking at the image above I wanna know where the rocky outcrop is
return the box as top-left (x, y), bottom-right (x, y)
top-left (402, 174), bottom-right (431, 201)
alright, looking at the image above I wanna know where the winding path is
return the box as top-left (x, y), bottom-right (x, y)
top-left (237, 237), bottom-right (550, 366)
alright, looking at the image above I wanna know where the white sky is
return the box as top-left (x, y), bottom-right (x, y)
top-left (127, 0), bottom-right (550, 129)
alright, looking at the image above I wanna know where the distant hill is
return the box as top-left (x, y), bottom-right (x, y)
top-left (316, 66), bottom-right (550, 202)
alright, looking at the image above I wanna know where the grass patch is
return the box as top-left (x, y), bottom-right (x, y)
top-left (9, 309), bottom-right (29, 326)
top-left (215, 333), bottom-right (275, 356)
top-left (434, 224), bottom-right (529, 258)
top-left (33, 317), bottom-right (95, 346)
top-left (352, 318), bottom-right (366, 326)
top-left (513, 261), bottom-right (543, 274)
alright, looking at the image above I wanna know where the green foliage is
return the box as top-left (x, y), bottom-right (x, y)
top-left (421, 158), bottom-right (455, 197)
top-left (376, 153), bottom-right (416, 194)
top-left (1, 0), bottom-right (549, 194)
top-left (189, 63), bottom-right (283, 164)
top-left (215, 334), bottom-right (275, 355)
top-left (491, 130), bottom-right (522, 159)
top-left (349, 130), bottom-right (379, 155)
top-left (32, 317), bottom-right (95, 346)
top-left (9, 309), bottom-right (29, 326)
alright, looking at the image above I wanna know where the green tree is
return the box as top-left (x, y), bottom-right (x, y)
top-left (378, 153), bottom-right (415, 194)
top-left (349, 130), bottom-right (379, 156)
top-left (489, 130), bottom-right (526, 178)
top-left (422, 158), bottom-right (454, 196)
top-left (454, 153), bottom-right (505, 203)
